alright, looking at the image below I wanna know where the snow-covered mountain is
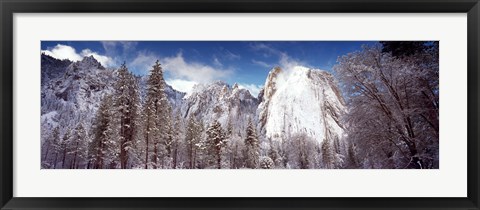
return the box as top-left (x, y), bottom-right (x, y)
top-left (180, 81), bottom-right (259, 136)
top-left (257, 66), bottom-right (346, 147)
top-left (41, 53), bottom-right (72, 86)
top-left (41, 55), bottom-right (116, 131)
top-left (40, 55), bottom-right (256, 136)
top-left (41, 54), bottom-right (188, 127)
top-left (41, 54), bottom-right (348, 167)
top-left (41, 54), bottom-right (346, 145)
top-left (40, 53), bottom-right (353, 169)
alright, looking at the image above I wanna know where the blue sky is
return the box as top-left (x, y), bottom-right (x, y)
top-left (41, 41), bottom-right (376, 96)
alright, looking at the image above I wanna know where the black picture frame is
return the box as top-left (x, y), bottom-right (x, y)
top-left (1, 0), bottom-right (479, 209)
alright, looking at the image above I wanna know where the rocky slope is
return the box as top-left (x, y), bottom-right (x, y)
top-left (180, 81), bottom-right (259, 136)
top-left (257, 66), bottom-right (346, 148)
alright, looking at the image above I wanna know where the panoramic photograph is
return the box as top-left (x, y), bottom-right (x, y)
top-left (40, 41), bottom-right (439, 169)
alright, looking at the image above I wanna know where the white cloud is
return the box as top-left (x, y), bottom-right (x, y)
top-left (252, 59), bottom-right (271, 68)
top-left (41, 44), bottom-right (82, 62)
top-left (127, 51), bottom-right (233, 95)
top-left (161, 52), bottom-right (233, 84)
top-left (42, 44), bottom-right (115, 67)
top-left (250, 43), bottom-right (278, 57)
top-left (166, 79), bottom-right (198, 96)
top-left (101, 41), bottom-right (118, 54)
top-left (250, 43), bottom-right (306, 73)
top-left (101, 41), bottom-right (138, 54)
top-left (218, 47), bottom-right (241, 60)
top-left (129, 51), bottom-right (158, 74)
top-left (224, 49), bottom-right (241, 60)
top-left (213, 56), bottom-right (223, 67)
top-left (279, 52), bottom-right (303, 73)
top-left (238, 83), bottom-right (263, 97)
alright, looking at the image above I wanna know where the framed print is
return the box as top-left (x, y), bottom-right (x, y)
top-left (1, 0), bottom-right (479, 209)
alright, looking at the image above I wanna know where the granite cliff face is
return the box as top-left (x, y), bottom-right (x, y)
top-left (257, 66), bottom-right (346, 148)
top-left (180, 81), bottom-right (259, 136)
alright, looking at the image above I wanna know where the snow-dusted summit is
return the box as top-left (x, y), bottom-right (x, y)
top-left (257, 66), bottom-right (346, 147)
top-left (180, 81), bottom-right (259, 136)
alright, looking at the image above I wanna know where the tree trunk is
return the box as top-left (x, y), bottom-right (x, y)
top-left (61, 145), bottom-right (67, 169)
top-left (192, 148), bottom-right (197, 169)
top-left (95, 142), bottom-right (105, 169)
top-left (43, 143), bottom-right (50, 162)
top-left (71, 141), bottom-right (79, 169)
top-left (405, 140), bottom-right (423, 169)
top-left (153, 142), bottom-right (158, 169)
top-left (145, 126), bottom-right (149, 169)
top-left (120, 139), bottom-right (127, 169)
top-left (188, 143), bottom-right (193, 169)
top-left (53, 152), bottom-right (58, 169)
top-left (120, 117), bottom-right (126, 169)
top-left (173, 145), bottom-right (178, 169)
top-left (217, 148), bottom-right (221, 169)
top-left (120, 115), bottom-right (131, 169)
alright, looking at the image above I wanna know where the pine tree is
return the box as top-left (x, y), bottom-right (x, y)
top-left (259, 156), bottom-right (274, 169)
top-left (43, 126), bottom-right (58, 162)
top-left (70, 123), bottom-right (86, 169)
top-left (89, 95), bottom-right (113, 169)
top-left (163, 106), bottom-right (174, 168)
top-left (206, 120), bottom-right (226, 169)
top-left (244, 119), bottom-right (259, 169)
top-left (172, 112), bottom-right (182, 169)
top-left (185, 115), bottom-right (201, 168)
top-left (44, 126), bottom-right (60, 168)
top-left (225, 116), bottom-right (240, 169)
top-left (113, 63), bottom-right (140, 169)
top-left (143, 60), bottom-right (172, 169)
top-left (195, 119), bottom-right (207, 168)
top-left (321, 138), bottom-right (335, 169)
top-left (60, 128), bottom-right (72, 168)
top-left (346, 141), bottom-right (358, 168)
top-left (267, 137), bottom-right (280, 168)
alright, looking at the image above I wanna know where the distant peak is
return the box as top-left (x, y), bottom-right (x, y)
top-left (292, 65), bottom-right (310, 72)
top-left (271, 66), bottom-right (282, 75)
top-left (81, 55), bottom-right (98, 62)
top-left (211, 80), bottom-right (229, 87)
top-left (77, 55), bottom-right (105, 70)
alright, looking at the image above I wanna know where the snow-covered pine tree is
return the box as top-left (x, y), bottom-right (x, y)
top-left (43, 126), bottom-right (60, 165)
top-left (345, 141), bottom-right (358, 169)
top-left (286, 133), bottom-right (317, 169)
top-left (172, 112), bottom-right (182, 169)
top-left (143, 60), bottom-right (172, 169)
top-left (113, 63), bottom-right (141, 169)
top-left (195, 118), bottom-right (207, 168)
top-left (206, 120), bottom-right (226, 169)
top-left (185, 115), bottom-right (201, 168)
top-left (70, 123), bottom-right (86, 169)
top-left (60, 128), bottom-right (72, 168)
top-left (89, 95), bottom-right (113, 169)
top-left (259, 156), bottom-right (274, 169)
top-left (163, 105), bottom-right (174, 168)
top-left (244, 119), bottom-right (259, 169)
top-left (43, 126), bottom-right (60, 168)
top-left (225, 116), bottom-right (243, 169)
top-left (267, 137), bottom-right (281, 169)
top-left (321, 137), bottom-right (335, 169)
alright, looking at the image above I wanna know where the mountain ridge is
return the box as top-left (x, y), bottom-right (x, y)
top-left (41, 54), bottom-right (348, 168)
